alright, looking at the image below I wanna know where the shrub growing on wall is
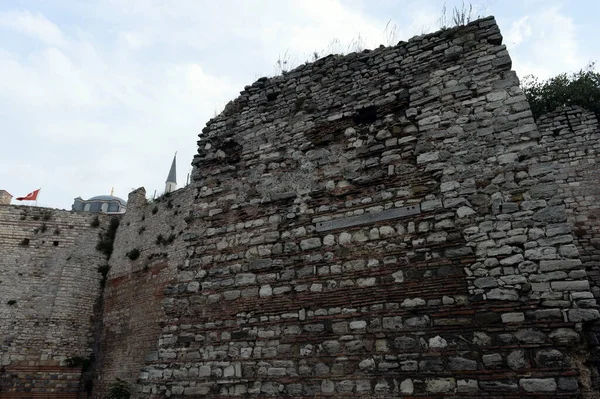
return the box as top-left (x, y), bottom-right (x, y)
top-left (522, 63), bottom-right (600, 119)
top-left (96, 217), bottom-right (120, 259)
top-left (105, 378), bottom-right (131, 399)
top-left (126, 248), bottom-right (140, 260)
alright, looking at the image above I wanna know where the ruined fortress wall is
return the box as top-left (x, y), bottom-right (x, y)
top-left (0, 205), bottom-right (109, 397)
top-left (114, 16), bottom-right (599, 398)
top-left (94, 187), bottom-right (195, 396)
top-left (536, 106), bottom-right (600, 287)
top-left (4, 16), bottom-right (599, 399)
top-left (536, 106), bottom-right (600, 367)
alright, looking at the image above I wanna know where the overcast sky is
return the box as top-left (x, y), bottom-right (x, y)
top-left (1, 0), bottom-right (598, 210)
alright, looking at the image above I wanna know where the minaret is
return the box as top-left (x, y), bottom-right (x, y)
top-left (165, 152), bottom-right (177, 193)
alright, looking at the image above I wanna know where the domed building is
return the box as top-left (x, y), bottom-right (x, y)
top-left (72, 194), bottom-right (127, 214)
top-left (71, 153), bottom-right (178, 214)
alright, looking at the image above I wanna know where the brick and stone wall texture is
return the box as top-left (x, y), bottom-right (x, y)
top-left (0, 190), bottom-right (12, 205)
top-left (0, 205), bottom-right (110, 398)
top-left (536, 106), bottom-right (600, 289)
top-left (90, 17), bottom-right (600, 398)
top-left (536, 106), bottom-right (600, 383)
top-left (93, 187), bottom-right (195, 397)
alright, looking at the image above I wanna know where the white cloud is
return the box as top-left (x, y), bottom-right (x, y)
top-left (505, 6), bottom-right (584, 80)
top-left (505, 16), bottom-right (532, 47)
top-left (0, 10), bottom-right (67, 47)
top-left (0, 1), bottom-right (594, 209)
top-left (0, 8), bottom-right (240, 208)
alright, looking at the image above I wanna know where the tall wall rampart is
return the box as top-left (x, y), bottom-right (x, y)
top-left (536, 106), bottom-right (600, 282)
top-left (5, 15), bottom-right (600, 399)
top-left (0, 205), bottom-right (111, 398)
top-left (536, 106), bottom-right (600, 379)
top-left (113, 16), bottom-right (600, 398)
top-left (93, 187), bottom-right (195, 397)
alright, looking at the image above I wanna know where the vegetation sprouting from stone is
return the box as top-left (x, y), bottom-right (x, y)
top-left (41, 210), bottom-right (52, 221)
top-left (90, 215), bottom-right (100, 227)
top-left (126, 248), bottom-right (140, 260)
top-left (522, 63), bottom-right (600, 119)
top-left (438, 1), bottom-right (482, 29)
top-left (272, 1), bottom-right (481, 75)
top-left (152, 206), bottom-right (158, 215)
top-left (156, 233), bottom-right (176, 246)
top-left (105, 378), bottom-right (131, 399)
top-left (96, 217), bottom-right (120, 258)
top-left (7, 300), bottom-right (16, 306)
top-left (97, 264), bottom-right (110, 288)
top-left (65, 356), bottom-right (93, 372)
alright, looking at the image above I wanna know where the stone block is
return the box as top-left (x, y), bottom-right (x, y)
top-left (520, 378), bottom-right (557, 392)
top-left (486, 288), bottom-right (518, 301)
top-left (533, 206), bottom-right (566, 223)
top-left (426, 378), bottom-right (456, 393)
top-left (550, 280), bottom-right (589, 291)
top-left (568, 309), bottom-right (600, 322)
top-left (507, 350), bottom-right (527, 370)
top-left (316, 205), bottom-right (420, 232)
top-left (457, 379), bottom-right (479, 393)
top-left (501, 312), bottom-right (524, 323)
top-left (483, 353), bottom-right (503, 368)
top-left (449, 356), bottom-right (477, 370)
top-left (184, 385), bottom-right (211, 395)
top-left (539, 259), bottom-right (582, 272)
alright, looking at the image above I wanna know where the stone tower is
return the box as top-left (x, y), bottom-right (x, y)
top-left (164, 153), bottom-right (177, 193)
top-left (0, 190), bottom-right (12, 205)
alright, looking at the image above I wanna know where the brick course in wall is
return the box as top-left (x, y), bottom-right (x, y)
top-left (91, 17), bottom-right (600, 398)
top-left (0, 205), bottom-right (111, 398)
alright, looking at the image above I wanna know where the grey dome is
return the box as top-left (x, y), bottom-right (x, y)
top-left (88, 195), bottom-right (127, 205)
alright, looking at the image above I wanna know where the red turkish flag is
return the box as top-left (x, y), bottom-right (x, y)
top-left (16, 189), bottom-right (40, 201)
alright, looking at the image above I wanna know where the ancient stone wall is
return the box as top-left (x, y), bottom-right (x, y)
top-left (4, 15), bottom-right (600, 399)
top-left (536, 106), bottom-right (600, 381)
top-left (536, 106), bottom-right (600, 289)
top-left (93, 187), bottom-right (195, 397)
top-left (0, 190), bottom-right (12, 205)
top-left (112, 16), bottom-right (599, 398)
top-left (0, 205), bottom-right (110, 398)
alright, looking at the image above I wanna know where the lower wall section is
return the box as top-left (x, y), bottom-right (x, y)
top-left (0, 364), bottom-right (82, 398)
top-left (92, 186), bottom-right (191, 398)
top-left (94, 263), bottom-right (174, 397)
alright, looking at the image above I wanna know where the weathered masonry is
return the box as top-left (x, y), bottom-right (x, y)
top-left (0, 206), bottom-right (111, 397)
top-left (3, 16), bottom-right (600, 399)
top-left (96, 16), bottom-right (600, 398)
